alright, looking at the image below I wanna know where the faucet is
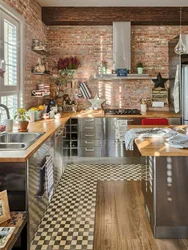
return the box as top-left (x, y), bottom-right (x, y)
top-left (0, 104), bottom-right (10, 119)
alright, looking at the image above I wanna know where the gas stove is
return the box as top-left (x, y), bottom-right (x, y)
top-left (104, 109), bottom-right (141, 115)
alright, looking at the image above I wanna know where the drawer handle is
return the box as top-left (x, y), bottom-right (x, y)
top-left (85, 140), bottom-right (94, 144)
top-left (85, 127), bottom-right (94, 130)
top-left (85, 134), bottom-right (94, 137)
top-left (85, 148), bottom-right (95, 152)
top-left (85, 119), bottom-right (94, 122)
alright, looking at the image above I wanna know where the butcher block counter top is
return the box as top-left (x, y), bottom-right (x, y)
top-left (0, 110), bottom-right (182, 162)
top-left (135, 125), bottom-right (188, 157)
top-left (71, 110), bottom-right (181, 118)
top-left (0, 114), bottom-right (71, 162)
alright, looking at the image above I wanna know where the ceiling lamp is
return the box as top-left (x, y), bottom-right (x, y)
top-left (174, 7), bottom-right (187, 55)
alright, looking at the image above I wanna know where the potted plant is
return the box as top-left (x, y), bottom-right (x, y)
top-left (136, 62), bottom-right (144, 74)
top-left (14, 108), bottom-right (30, 132)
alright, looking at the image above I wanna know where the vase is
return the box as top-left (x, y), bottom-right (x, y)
top-left (137, 67), bottom-right (143, 74)
top-left (18, 121), bottom-right (29, 132)
top-left (140, 104), bottom-right (147, 113)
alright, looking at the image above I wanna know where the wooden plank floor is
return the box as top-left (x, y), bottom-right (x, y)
top-left (94, 181), bottom-right (188, 250)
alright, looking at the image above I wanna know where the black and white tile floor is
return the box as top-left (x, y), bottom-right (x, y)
top-left (30, 163), bottom-right (147, 250)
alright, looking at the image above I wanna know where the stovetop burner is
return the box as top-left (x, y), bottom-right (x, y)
top-left (104, 109), bottom-right (141, 115)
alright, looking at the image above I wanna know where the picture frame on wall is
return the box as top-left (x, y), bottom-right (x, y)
top-left (0, 190), bottom-right (10, 224)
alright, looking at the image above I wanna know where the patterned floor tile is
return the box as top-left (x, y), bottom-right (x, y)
top-left (30, 163), bottom-right (146, 250)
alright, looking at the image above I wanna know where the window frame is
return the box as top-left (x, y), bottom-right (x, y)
top-left (0, 0), bottom-right (24, 110)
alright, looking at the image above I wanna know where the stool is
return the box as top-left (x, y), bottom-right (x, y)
top-left (141, 118), bottom-right (168, 125)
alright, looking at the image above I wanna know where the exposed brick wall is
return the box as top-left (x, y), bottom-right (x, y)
top-left (47, 25), bottom-right (188, 111)
top-left (2, 0), bottom-right (49, 109)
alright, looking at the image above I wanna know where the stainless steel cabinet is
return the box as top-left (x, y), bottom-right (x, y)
top-left (54, 126), bottom-right (68, 188)
top-left (105, 118), bottom-right (141, 157)
top-left (28, 135), bottom-right (55, 241)
top-left (78, 118), bottom-right (106, 157)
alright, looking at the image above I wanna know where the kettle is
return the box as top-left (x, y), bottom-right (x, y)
top-left (46, 99), bottom-right (56, 113)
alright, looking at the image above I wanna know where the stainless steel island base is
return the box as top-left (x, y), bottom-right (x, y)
top-left (142, 156), bottom-right (188, 238)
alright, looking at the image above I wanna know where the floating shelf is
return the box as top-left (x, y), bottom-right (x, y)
top-left (32, 49), bottom-right (50, 56)
top-left (32, 72), bottom-right (51, 75)
top-left (93, 73), bottom-right (151, 80)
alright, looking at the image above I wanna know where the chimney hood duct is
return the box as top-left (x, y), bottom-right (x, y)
top-left (113, 22), bottom-right (131, 70)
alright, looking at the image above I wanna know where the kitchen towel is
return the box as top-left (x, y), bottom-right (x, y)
top-left (114, 119), bottom-right (128, 141)
top-left (44, 155), bottom-right (54, 201)
top-left (165, 133), bottom-right (188, 148)
top-left (124, 128), bottom-right (177, 150)
top-left (173, 65), bottom-right (180, 113)
top-left (78, 82), bottom-right (91, 99)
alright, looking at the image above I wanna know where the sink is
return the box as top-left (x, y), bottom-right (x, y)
top-left (0, 132), bottom-right (45, 150)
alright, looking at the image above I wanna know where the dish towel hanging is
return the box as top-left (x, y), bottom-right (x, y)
top-left (78, 82), bottom-right (91, 99)
top-left (44, 155), bottom-right (54, 202)
top-left (173, 65), bottom-right (180, 113)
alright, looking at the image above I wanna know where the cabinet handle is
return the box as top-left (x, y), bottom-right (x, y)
top-left (85, 119), bottom-right (94, 122)
top-left (85, 140), bottom-right (94, 144)
top-left (62, 127), bottom-right (66, 138)
top-left (85, 134), bottom-right (94, 137)
top-left (85, 148), bottom-right (95, 152)
top-left (85, 127), bottom-right (94, 130)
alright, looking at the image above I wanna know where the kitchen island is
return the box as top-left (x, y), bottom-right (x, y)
top-left (135, 127), bottom-right (188, 238)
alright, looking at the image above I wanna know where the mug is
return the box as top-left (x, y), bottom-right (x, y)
top-left (28, 111), bottom-right (35, 122)
top-left (5, 119), bottom-right (13, 131)
top-left (43, 113), bottom-right (50, 119)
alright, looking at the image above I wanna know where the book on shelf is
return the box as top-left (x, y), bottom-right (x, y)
top-left (0, 227), bottom-right (15, 249)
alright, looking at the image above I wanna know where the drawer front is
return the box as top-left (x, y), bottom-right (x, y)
top-left (79, 139), bottom-right (102, 147)
top-left (78, 118), bottom-right (104, 127)
top-left (78, 146), bottom-right (102, 157)
top-left (79, 129), bottom-right (104, 140)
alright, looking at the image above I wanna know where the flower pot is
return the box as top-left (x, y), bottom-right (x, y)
top-left (18, 121), bottom-right (29, 132)
top-left (137, 67), bottom-right (143, 74)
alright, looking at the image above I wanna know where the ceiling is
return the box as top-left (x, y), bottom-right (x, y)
top-left (38, 0), bottom-right (188, 7)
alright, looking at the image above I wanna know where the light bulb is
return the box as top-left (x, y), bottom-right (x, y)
top-left (174, 35), bottom-right (187, 55)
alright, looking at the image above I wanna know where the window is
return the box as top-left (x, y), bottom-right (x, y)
top-left (0, 5), bottom-right (23, 121)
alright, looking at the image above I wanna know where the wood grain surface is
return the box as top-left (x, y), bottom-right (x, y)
top-left (0, 110), bottom-right (183, 161)
top-left (94, 181), bottom-right (188, 250)
top-left (42, 7), bottom-right (188, 26)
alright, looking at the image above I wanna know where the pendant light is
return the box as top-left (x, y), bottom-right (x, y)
top-left (174, 7), bottom-right (187, 55)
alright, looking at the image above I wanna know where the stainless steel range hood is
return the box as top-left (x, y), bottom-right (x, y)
top-left (113, 22), bottom-right (131, 70)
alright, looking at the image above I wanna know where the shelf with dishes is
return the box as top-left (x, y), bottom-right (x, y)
top-left (31, 83), bottom-right (50, 97)
top-left (31, 39), bottom-right (50, 56)
top-left (31, 71), bottom-right (51, 75)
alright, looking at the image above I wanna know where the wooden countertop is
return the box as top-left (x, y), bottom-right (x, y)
top-left (134, 125), bottom-right (188, 157)
top-left (0, 114), bottom-right (70, 162)
top-left (71, 110), bottom-right (181, 118)
top-left (0, 110), bottom-right (182, 162)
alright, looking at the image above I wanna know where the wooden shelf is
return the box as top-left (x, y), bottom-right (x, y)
top-left (93, 73), bottom-right (151, 80)
top-left (32, 49), bottom-right (50, 56)
top-left (32, 72), bottom-right (50, 75)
